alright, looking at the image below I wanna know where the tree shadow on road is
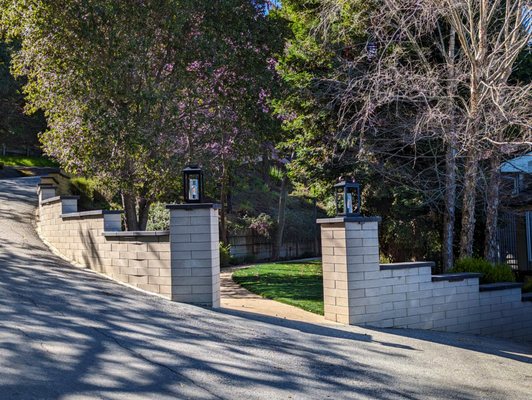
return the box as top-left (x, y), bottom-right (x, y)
top-left (3, 242), bottom-right (524, 399)
top-left (0, 177), bottom-right (529, 399)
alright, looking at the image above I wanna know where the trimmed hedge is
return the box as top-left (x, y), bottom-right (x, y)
top-left (451, 257), bottom-right (515, 284)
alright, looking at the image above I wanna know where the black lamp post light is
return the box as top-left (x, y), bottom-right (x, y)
top-left (183, 165), bottom-right (204, 204)
top-left (334, 177), bottom-right (361, 217)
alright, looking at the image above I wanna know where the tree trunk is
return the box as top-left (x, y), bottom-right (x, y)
top-left (262, 147), bottom-right (270, 185)
top-left (138, 198), bottom-right (151, 232)
top-left (443, 142), bottom-right (457, 271)
top-left (459, 151), bottom-right (479, 258)
top-left (442, 27), bottom-right (457, 272)
top-left (484, 155), bottom-right (501, 263)
top-left (273, 173), bottom-right (289, 261)
top-left (122, 192), bottom-right (139, 231)
top-left (219, 167), bottom-right (228, 245)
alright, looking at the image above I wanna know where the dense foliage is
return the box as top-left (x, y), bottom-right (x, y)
top-left (1, 0), bottom-right (285, 231)
top-left (0, 41), bottom-right (45, 147)
top-left (272, 0), bottom-right (444, 263)
top-left (2, 1), bottom-right (530, 269)
top-left (452, 257), bottom-right (516, 284)
top-left (273, 0), bottom-right (531, 267)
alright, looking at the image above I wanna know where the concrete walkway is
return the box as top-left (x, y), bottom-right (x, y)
top-left (1, 176), bottom-right (532, 400)
top-left (220, 269), bottom-right (328, 324)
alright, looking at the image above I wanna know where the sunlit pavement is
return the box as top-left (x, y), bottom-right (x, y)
top-left (0, 177), bottom-right (531, 400)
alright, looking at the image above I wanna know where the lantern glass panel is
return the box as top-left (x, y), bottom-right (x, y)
top-left (336, 186), bottom-right (345, 215)
top-left (346, 186), bottom-right (358, 214)
top-left (183, 165), bottom-right (203, 203)
top-left (188, 173), bottom-right (200, 201)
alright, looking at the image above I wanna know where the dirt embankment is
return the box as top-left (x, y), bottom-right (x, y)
top-left (0, 166), bottom-right (60, 179)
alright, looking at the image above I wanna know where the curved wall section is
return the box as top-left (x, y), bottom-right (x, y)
top-left (37, 188), bottom-right (172, 298)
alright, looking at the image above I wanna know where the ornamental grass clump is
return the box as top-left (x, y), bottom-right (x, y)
top-left (220, 242), bottom-right (232, 268)
top-left (452, 257), bottom-right (515, 284)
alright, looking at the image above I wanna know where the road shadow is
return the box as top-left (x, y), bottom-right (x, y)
top-left (362, 326), bottom-right (532, 364)
top-left (0, 177), bottom-right (530, 399)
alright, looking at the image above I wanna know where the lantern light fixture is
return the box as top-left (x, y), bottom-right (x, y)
top-left (334, 177), bottom-right (361, 217)
top-left (183, 165), bottom-right (204, 204)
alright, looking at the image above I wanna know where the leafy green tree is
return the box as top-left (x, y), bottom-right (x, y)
top-left (274, 0), bottom-right (531, 267)
top-left (272, 1), bottom-right (442, 262)
top-left (2, 0), bottom-right (283, 231)
top-left (0, 40), bottom-right (45, 150)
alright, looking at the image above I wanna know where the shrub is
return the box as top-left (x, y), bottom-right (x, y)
top-left (489, 263), bottom-right (518, 283)
top-left (380, 253), bottom-right (392, 264)
top-left (452, 257), bottom-right (515, 284)
top-left (0, 162), bottom-right (4, 170)
top-left (146, 202), bottom-right (170, 231)
top-left (522, 280), bottom-right (532, 293)
top-left (244, 213), bottom-right (274, 238)
top-left (70, 177), bottom-right (110, 210)
top-left (220, 242), bottom-right (232, 268)
top-left (70, 177), bottom-right (96, 201)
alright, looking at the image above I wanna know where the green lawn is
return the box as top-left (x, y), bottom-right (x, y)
top-left (232, 260), bottom-right (324, 315)
top-left (0, 155), bottom-right (58, 167)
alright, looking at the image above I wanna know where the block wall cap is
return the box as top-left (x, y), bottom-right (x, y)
top-left (102, 230), bottom-right (170, 237)
top-left (56, 171), bottom-right (71, 179)
top-left (37, 183), bottom-right (57, 188)
top-left (522, 293), bottom-right (532, 302)
top-left (40, 195), bottom-right (80, 205)
top-left (380, 261), bottom-right (435, 270)
top-left (432, 273), bottom-right (482, 282)
top-left (166, 203), bottom-right (221, 210)
top-left (39, 175), bottom-right (59, 183)
top-left (317, 216), bottom-right (382, 224)
top-left (61, 210), bottom-right (123, 219)
top-left (479, 282), bottom-right (523, 292)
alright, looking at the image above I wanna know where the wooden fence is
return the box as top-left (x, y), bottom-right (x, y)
top-left (228, 229), bottom-right (320, 262)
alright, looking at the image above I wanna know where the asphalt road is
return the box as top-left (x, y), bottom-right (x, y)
top-left (0, 176), bottom-right (531, 400)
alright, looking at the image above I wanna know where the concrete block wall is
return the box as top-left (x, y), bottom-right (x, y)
top-left (167, 204), bottom-right (221, 307)
top-left (37, 194), bottom-right (172, 298)
top-left (320, 218), bottom-right (381, 325)
top-left (318, 217), bottom-right (532, 343)
top-left (37, 182), bottom-right (221, 307)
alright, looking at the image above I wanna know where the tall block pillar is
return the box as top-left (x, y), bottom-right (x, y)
top-left (166, 203), bottom-right (221, 307)
top-left (37, 183), bottom-right (57, 203)
top-left (317, 216), bottom-right (381, 325)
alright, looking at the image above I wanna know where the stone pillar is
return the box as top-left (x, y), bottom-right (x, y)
top-left (317, 216), bottom-right (381, 324)
top-left (166, 204), bottom-right (221, 307)
top-left (37, 184), bottom-right (57, 203)
top-left (60, 196), bottom-right (79, 213)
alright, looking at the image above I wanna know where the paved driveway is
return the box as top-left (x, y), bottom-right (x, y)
top-left (0, 177), bottom-right (531, 400)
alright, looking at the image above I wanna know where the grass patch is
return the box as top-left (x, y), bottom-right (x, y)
top-left (70, 176), bottom-right (113, 210)
top-left (0, 155), bottom-right (58, 167)
top-left (232, 260), bottom-right (324, 315)
top-left (232, 259), bottom-right (529, 315)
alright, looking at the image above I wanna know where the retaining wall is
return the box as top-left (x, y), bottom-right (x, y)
top-left (319, 217), bottom-right (532, 343)
top-left (36, 182), bottom-right (220, 306)
top-left (38, 194), bottom-right (172, 298)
